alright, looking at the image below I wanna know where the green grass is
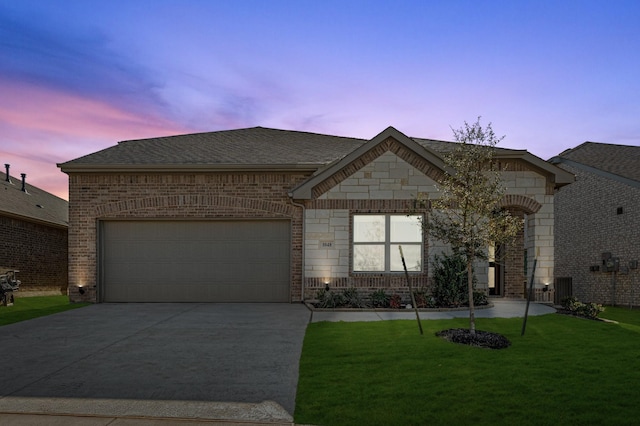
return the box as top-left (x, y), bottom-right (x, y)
top-left (0, 295), bottom-right (88, 326)
top-left (601, 305), bottom-right (640, 325)
top-left (295, 312), bottom-right (640, 426)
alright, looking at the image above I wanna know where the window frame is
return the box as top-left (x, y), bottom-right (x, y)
top-left (352, 213), bottom-right (424, 273)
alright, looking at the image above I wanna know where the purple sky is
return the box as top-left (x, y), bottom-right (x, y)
top-left (1, 0), bottom-right (639, 200)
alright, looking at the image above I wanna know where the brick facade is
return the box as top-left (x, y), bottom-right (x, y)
top-left (555, 164), bottom-right (640, 306)
top-left (0, 215), bottom-right (68, 293)
top-left (67, 172), bottom-right (309, 303)
top-left (64, 128), bottom-right (564, 304)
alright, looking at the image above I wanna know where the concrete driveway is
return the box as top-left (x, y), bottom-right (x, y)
top-left (0, 303), bottom-right (311, 423)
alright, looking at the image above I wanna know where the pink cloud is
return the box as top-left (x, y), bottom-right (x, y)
top-left (0, 79), bottom-right (191, 142)
top-left (0, 79), bottom-right (194, 200)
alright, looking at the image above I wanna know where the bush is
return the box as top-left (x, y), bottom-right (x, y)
top-left (472, 290), bottom-right (489, 306)
top-left (431, 251), bottom-right (476, 307)
top-left (561, 297), bottom-right (604, 319)
top-left (315, 289), bottom-right (345, 309)
top-left (370, 289), bottom-right (390, 308)
top-left (413, 288), bottom-right (436, 308)
top-left (389, 294), bottom-right (402, 309)
top-left (342, 287), bottom-right (366, 308)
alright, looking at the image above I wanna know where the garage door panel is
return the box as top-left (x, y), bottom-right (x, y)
top-left (102, 220), bottom-right (290, 302)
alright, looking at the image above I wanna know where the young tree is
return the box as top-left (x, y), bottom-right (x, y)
top-left (426, 118), bottom-right (522, 335)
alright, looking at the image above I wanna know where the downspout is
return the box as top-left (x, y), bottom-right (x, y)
top-left (289, 195), bottom-right (306, 302)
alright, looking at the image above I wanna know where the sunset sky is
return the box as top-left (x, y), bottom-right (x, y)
top-left (1, 0), bottom-right (639, 200)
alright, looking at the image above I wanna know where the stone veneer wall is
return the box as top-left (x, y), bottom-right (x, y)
top-left (555, 164), bottom-right (640, 306)
top-left (67, 172), bottom-right (309, 303)
top-left (303, 152), bottom-right (435, 299)
top-left (302, 151), bottom-right (555, 301)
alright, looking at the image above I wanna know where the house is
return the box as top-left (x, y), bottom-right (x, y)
top-left (58, 126), bottom-right (573, 303)
top-left (551, 142), bottom-right (640, 306)
top-left (0, 165), bottom-right (69, 295)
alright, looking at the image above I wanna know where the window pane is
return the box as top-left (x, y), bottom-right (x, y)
top-left (390, 244), bottom-right (422, 272)
top-left (353, 245), bottom-right (385, 271)
top-left (390, 215), bottom-right (422, 242)
top-left (353, 215), bottom-right (385, 242)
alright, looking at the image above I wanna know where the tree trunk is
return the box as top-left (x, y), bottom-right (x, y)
top-left (467, 258), bottom-right (476, 335)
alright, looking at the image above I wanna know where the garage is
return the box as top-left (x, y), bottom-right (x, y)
top-left (99, 220), bottom-right (291, 302)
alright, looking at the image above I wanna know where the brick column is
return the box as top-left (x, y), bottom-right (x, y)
top-left (504, 210), bottom-right (526, 298)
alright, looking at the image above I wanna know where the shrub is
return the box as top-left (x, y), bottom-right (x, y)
top-left (370, 289), bottom-right (390, 308)
top-left (342, 287), bottom-right (366, 308)
top-left (472, 290), bottom-right (489, 306)
top-left (431, 250), bottom-right (476, 307)
top-left (561, 297), bottom-right (604, 319)
top-left (389, 294), bottom-right (402, 309)
top-left (413, 288), bottom-right (435, 308)
top-left (561, 297), bottom-right (582, 311)
top-left (315, 289), bottom-right (345, 309)
top-left (579, 302), bottom-right (605, 319)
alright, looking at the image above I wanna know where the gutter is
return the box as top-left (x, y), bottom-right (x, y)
top-left (57, 163), bottom-right (324, 174)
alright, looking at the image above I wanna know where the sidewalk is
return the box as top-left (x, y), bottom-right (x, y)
top-left (0, 399), bottom-right (297, 425)
top-left (310, 299), bottom-right (556, 322)
top-left (0, 412), bottom-right (295, 425)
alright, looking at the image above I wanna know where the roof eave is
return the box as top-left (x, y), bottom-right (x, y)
top-left (57, 163), bottom-right (324, 174)
top-left (0, 210), bottom-right (68, 229)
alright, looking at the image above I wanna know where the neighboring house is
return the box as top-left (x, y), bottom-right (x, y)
top-left (58, 126), bottom-right (573, 303)
top-left (551, 142), bottom-right (640, 306)
top-left (0, 165), bottom-right (69, 294)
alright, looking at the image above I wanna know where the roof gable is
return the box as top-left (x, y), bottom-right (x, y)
top-left (290, 127), bottom-right (453, 199)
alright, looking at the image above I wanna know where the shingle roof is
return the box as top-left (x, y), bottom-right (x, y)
top-left (556, 142), bottom-right (640, 182)
top-left (59, 126), bottom-right (536, 172)
top-left (412, 137), bottom-right (518, 155)
top-left (0, 174), bottom-right (68, 228)
top-left (59, 127), bottom-right (367, 168)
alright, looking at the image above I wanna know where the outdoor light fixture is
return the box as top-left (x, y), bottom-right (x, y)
top-left (543, 284), bottom-right (549, 292)
top-left (78, 286), bottom-right (85, 295)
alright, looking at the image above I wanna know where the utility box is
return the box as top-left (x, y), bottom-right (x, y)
top-left (603, 257), bottom-right (620, 273)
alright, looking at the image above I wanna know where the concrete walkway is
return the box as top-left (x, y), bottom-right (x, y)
top-left (310, 298), bottom-right (556, 322)
top-left (0, 300), bottom-right (555, 426)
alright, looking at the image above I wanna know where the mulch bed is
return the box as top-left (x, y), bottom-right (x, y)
top-left (436, 328), bottom-right (511, 349)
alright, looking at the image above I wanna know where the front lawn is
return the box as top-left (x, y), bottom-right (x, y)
top-left (0, 295), bottom-right (88, 326)
top-left (601, 305), bottom-right (640, 326)
top-left (295, 311), bottom-right (640, 425)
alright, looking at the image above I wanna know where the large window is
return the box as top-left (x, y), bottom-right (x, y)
top-left (353, 214), bottom-right (423, 272)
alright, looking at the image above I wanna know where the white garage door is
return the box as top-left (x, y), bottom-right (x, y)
top-left (100, 220), bottom-right (291, 302)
